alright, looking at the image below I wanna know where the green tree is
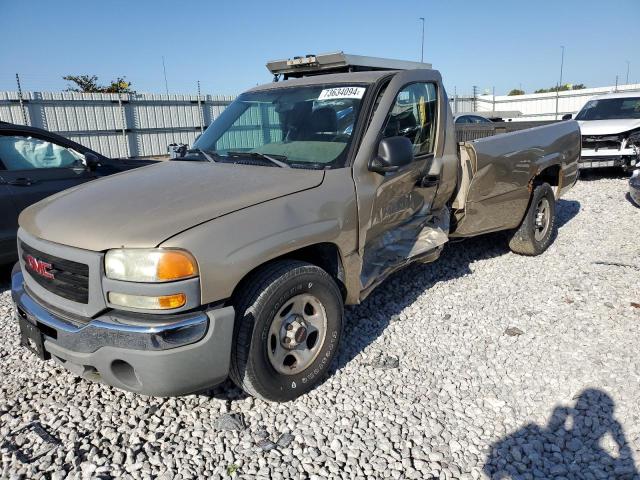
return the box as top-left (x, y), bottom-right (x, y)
top-left (534, 83), bottom-right (587, 94)
top-left (508, 88), bottom-right (525, 96)
top-left (63, 75), bottom-right (134, 93)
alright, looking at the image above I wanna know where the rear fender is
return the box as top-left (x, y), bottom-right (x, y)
top-left (452, 121), bottom-right (580, 237)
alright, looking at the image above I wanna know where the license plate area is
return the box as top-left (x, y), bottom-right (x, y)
top-left (18, 313), bottom-right (50, 360)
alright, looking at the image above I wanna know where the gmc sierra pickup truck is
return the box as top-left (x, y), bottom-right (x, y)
top-left (11, 53), bottom-right (580, 402)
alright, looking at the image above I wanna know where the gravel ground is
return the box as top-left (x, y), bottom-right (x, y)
top-left (1, 176), bottom-right (639, 480)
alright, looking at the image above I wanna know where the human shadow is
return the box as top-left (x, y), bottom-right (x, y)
top-left (483, 389), bottom-right (639, 479)
top-left (333, 197), bottom-right (581, 372)
top-left (556, 199), bottom-right (581, 229)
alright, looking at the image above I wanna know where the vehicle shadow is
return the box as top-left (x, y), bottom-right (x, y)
top-left (332, 197), bottom-right (581, 373)
top-left (579, 167), bottom-right (631, 181)
top-left (0, 263), bottom-right (13, 292)
top-left (483, 389), bottom-right (639, 479)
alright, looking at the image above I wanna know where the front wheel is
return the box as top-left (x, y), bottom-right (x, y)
top-left (229, 260), bottom-right (343, 402)
top-left (508, 182), bottom-right (557, 256)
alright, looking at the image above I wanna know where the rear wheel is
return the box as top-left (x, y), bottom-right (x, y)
top-left (229, 260), bottom-right (343, 402)
top-left (508, 182), bottom-right (556, 256)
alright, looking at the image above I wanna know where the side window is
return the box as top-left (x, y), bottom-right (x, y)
top-left (0, 135), bottom-right (82, 171)
top-left (383, 82), bottom-right (438, 157)
top-left (214, 103), bottom-right (283, 152)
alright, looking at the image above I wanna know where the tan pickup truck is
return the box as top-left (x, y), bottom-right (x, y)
top-left (11, 53), bottom-right (580, 401)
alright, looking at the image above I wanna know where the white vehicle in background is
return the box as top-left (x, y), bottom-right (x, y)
top-left (569, 92), bottom-right (640, 171)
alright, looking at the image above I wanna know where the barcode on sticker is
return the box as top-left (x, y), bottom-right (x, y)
top-left (318, 87), bottom-right (365, 100)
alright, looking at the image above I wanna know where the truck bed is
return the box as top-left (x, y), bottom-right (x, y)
top-left (451, 121), bottom-right (581, 237)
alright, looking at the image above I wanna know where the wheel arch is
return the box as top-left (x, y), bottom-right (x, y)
top-left (530, 164), bottom-right (562, 198)
top-left (230, 242), bottom-right (348, 304)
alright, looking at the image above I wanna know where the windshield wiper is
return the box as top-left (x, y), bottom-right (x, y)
top-left (226, 151), bottom-right (290, 168)
top-left (186, 148), bottom-right (219, 163)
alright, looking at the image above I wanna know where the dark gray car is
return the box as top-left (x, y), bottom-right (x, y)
top-left (0, 122), bottom-right (156, 264)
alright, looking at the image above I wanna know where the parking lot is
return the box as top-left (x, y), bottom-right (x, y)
top-left (1, 175), bottom-right (639, 479)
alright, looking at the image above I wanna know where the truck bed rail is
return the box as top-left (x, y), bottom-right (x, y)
top-left (455, 121), bottom-right (559, 143)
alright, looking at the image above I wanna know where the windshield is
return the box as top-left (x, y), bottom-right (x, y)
top-left (191, 85), bottom-right (367, 169)
top-left (575, 97), bottom-right (640, 121)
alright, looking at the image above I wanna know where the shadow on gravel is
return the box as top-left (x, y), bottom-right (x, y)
top-left (0, 263), bottom-right (13, 291)
top-left (483, 389), bottom-right (639, 479)
top-left (333, 197), bottom-right (582, 373)
top-left (556, 199), bottom-right (581, 229)
top-left (579, 167), bottom-right (631, 182)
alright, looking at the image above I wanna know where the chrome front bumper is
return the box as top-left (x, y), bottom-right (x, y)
top-left (11, 265), bottom-right (236, 396)
top-left (12, 268), bottom-right (208, 353)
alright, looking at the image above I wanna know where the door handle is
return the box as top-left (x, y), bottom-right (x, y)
top-left (8, 177), bottom-right (35, 186)
top-left (418, 175), bottom-right (439, 188)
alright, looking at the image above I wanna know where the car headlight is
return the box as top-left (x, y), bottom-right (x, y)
top-left (105, 249), bottom-right (198, 283)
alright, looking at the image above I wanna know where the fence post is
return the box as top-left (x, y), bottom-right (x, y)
top-left (197, 81), bottom-right (204, 134)
top-left (492, 86), bottom-right (496, 113)
top-left (117, 92), bottom-right (131, 158)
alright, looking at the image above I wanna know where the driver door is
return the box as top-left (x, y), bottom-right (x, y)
top-left (352, 70), bottom-right (447, 293)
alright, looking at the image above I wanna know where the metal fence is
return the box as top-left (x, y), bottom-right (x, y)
top-left (0, 91), bottom-right (235, 158)
top-left (450, 83), bottom-right (640, 120)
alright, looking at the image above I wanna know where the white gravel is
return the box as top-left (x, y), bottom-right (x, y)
top-left (1, 177), bottom-right (639, 479)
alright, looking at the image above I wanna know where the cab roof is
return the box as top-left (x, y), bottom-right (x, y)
top-left (247, 70), bottom-right (399, 93)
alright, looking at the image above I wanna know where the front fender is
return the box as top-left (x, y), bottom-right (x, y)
top-left (160, 169), bottom-right (359, 304)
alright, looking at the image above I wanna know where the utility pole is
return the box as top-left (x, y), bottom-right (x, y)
top-left (162, 56), bottom-right (170, 95)
top-left (615, 75), bottom-right (619, 92)
top-left (626, 61), bottom-right (630, 85)
top-left (162, 56), bottom-right (176, 142)
top-left (555, 46), bottom-right (565, 120)
top-left (15, 73), bottom-right (28, 125)
top-left (419, 17), bottom-right (425, 63)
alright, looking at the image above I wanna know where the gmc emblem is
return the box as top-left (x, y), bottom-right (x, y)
top-left (25, 254), bottom-right (55, 280)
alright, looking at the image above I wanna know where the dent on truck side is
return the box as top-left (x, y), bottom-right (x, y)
top-left (452, 121), bottom-right (581, 237)
top-left (159, 168), bottom-right (359, 305)
top-left (351, 69), bottom-right (459, 254)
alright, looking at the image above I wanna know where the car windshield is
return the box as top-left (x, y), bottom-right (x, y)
top-left (575, 97), bottom-right (640, 120)
top-left (191, 85), bottom-right (367, 169)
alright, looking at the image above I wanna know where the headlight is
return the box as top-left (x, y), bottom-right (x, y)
top-left (105, 249), bottom-right (198, 282)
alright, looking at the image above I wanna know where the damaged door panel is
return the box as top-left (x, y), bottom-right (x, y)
top-left (359, 79), bottom-right (443, 292)
top-left (451, 121), bottom-right (581, 237)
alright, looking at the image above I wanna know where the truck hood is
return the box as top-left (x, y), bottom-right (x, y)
top-left (578, 119), bottom-right (640, 136)
top-left (20, 161), bottom-right (324, 251)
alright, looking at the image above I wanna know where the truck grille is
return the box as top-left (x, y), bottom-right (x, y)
top-left (20, 242), bottom-right (90, 304)
top-left (581, 134), bottom-right (621, 151)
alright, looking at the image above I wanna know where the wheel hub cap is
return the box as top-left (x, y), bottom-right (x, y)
top-left (534, 197), bottom-right (551, 241)
top-left (282, 316), bottom-right (308, 349)
top-left (267, 294), bottom-right (328, 375)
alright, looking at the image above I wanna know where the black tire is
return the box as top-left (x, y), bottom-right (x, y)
top-left (508, 182), bottom-right (556, 256)
top-left (229, 260), bottom-right (344, 402)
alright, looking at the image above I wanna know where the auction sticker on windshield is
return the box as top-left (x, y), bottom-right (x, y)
top-left (318, 87), bottom-right (366, 100)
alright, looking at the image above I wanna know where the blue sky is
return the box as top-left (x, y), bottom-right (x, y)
top-left (1, 0), bottom-right (638, 96)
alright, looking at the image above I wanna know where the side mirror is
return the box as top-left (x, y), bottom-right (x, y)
top-left (562, 113), bottom-right (573, 120)
top-left (84, 152), bottom-right (100, 171)
top-left (369, 136), bottom-right (414, 174)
